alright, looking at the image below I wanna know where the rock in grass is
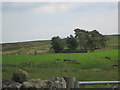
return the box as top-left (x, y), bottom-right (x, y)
top-left (12, 69), bottom-right (29, 83)
top-left (20, 82), bottom-right (33, 88)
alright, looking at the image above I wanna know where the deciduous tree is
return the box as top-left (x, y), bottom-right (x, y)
top-left (66, 35), bottom-right (78, 50)
top-left (51, 36), bottom-right (64, 53)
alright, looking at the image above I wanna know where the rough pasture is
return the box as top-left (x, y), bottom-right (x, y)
top-left (2, 35), bottom-right (119, 88)
top-left (2, 49), bottom-right (119, 82)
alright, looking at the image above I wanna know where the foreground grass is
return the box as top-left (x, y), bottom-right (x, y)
top-left (3, 66), bottom-right (118, 81)
top-left (2, 49), bottom-right (119, 81)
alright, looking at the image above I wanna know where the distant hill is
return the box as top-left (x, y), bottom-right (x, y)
top-left (1, 34), bottom-right (119, 55)
top-left (107, 34), bottom-right (120, 36)
top-left (1, 40), bottom-right (51, 55)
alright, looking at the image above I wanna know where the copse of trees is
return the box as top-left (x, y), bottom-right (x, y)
top-left (51, 28), bottom-right (107, 53)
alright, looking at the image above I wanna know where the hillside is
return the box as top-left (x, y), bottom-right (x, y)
top-left (1, 40), bottom-right (51, 55)
top-left (1, 35), bottom-right (120, 55)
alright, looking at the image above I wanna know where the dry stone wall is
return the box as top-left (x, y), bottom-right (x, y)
top-left (2, 69), bottom-right (69, 90)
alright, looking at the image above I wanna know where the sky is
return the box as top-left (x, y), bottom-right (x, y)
top-left (1, 2), bottom-right (118, 43)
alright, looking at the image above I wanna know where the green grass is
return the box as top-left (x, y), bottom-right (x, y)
top-left (107, 36), bottom-right (119, 45)
top-left (106, 35), bottom-right (120, 49)
top-left (2, 35), bottom-right (120, 88)
top-left (3, 49), bottom-right (118, 64)
top-left (2, 49), bottom-right (119, 81)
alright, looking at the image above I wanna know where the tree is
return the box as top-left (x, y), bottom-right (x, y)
top-left (74, 28), bottom-right (88, 50)
top-left (51, 36), bottom-right (64, 53)
top-left (66, 35), bottom-right (78, 50)
top-left (99, 35), bottom-right (107, 48)
top-left (74, 28), bottom-right (107, 50)
top-left (87, 30), bottom-right (106, 49)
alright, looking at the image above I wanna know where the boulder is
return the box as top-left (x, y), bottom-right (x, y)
top-left (47, 77), bottom-right (66, 89)
top-left (12, 69), bottom-right (29, 83)
top-left (20, 82), bottom-right (33, 88)
top-left (106, 85), bottom-right (120, 89)
top-left (2, 79), bottom-right (21, 90)
top-left (28, 79), bottom-right (48, 88)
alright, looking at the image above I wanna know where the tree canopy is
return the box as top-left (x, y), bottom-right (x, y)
top-left (51, 36), bottom-right (64, 53)
top-left (66, 35), bottom-right (78, 50)
top-left (51, 28), bottom-right (107, 53)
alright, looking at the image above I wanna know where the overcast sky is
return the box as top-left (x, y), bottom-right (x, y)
top-left (2, 2), bottom-right (118, 43)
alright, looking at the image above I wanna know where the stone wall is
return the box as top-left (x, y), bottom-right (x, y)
top-left (2, 69), bottom-right (74, 90)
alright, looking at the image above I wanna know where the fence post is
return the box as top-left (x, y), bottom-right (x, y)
top-left (74, 81), bottom-right (79, 88)
top-left (63, 77), bottom-right (75, 88)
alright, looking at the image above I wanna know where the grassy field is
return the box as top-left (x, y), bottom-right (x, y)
top-left (3, 49), bottom-right (119, 78)
top-left (2, 35), bottom-right (120, 88)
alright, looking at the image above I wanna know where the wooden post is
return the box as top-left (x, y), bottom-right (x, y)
top-left (63, 77), bottom-right (75, 88)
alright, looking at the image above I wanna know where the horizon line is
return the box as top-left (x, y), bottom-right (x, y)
top-left (1, 33), bottom-right (120, 44)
